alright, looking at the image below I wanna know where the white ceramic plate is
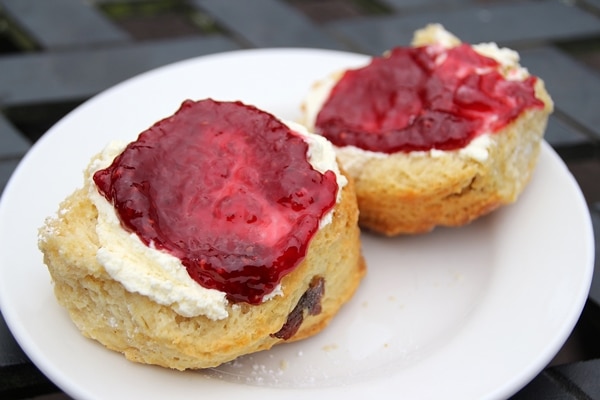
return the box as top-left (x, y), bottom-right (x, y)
top-left (0, 49), bottom-right (594, 400)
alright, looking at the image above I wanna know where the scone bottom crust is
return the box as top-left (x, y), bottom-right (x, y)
top-left (314, 43), bottom-right (545, 154)
top-left (93, 99), bottom-right (339, 304)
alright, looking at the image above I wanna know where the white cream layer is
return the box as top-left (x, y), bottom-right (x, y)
top-left (88, 119), bottom-right (345, 320)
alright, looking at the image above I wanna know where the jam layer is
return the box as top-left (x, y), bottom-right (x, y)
top-left (94, 99), bottom-right (339, 304)
top-left (315, 44), bottom-right (544, 153)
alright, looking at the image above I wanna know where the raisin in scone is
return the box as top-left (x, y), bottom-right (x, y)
top-left (39, 99), bottom-right (365, 370)
top-left (302, 24), bottom-right (553, 235)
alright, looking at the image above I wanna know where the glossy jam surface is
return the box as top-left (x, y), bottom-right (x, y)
top-left (93, 99), bottom-right (339, 304)
top-left (315, 44), bottom-right (544, 153)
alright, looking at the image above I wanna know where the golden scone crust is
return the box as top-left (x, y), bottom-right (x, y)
top-left (38, 168), bottom-right (365, 370)
top-left (303, 25), bottom-right (554, 235)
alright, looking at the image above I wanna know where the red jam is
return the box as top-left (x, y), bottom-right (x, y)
top-left (93, 99), bottom-right (339, 304)
top-left (315, 43), bottom-right (545, 153)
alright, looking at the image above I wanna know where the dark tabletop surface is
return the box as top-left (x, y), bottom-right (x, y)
top-left (0, 0), bottom-right (599, 399)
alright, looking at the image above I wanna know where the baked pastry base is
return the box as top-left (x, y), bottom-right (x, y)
top-left (352, 81), bottom-right (553, 235)
top-left (39, 171), bottom-right (365, 370)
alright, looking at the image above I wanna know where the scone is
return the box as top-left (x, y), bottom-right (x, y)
top-left (302, 24), bottom-right (553, 235)
top-left (38, 99), bottom-right (365, 370)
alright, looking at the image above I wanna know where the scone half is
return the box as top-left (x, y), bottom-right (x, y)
top-left (38, 99), bottom-right (365, 370)
top-left (302, 24), bottom-right (554, 235)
